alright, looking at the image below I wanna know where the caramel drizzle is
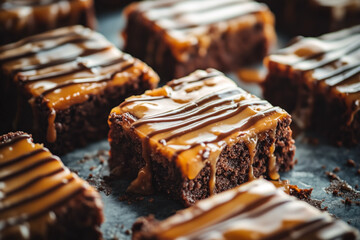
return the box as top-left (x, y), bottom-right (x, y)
top-left (12, 46), bottom-right (111, 74)
top-left (171, 107), bottom-right (280, 160)
top-left (132, 88), bottom-right (244, 127)
top-left (0, 134), bottom-right (30, 149)
top-left (0, 37), bottom-right (92, 63)
top-left (0, 157), bottom-right (59, 182)
top-left (278, 27), bottom-right (360, 93)
top-left (0, 30), bottom-right (82, 53)
top-left (140, 0), bottom-right (265, 30)
top-left (167, 71), bottom-right (223, 88)
top-left (156, 181), bottom-right (347, 240)
top-left (40, 61), bottom-right (135, 97)
top-left (0, 134), bottom-right (87, 232)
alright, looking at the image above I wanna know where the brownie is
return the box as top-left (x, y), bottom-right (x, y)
top-left (0, 25), bottom-right (159, 155)
top-left (263, 25), bottom-right (360, 146)
top-left (123, 0), bottom-right (276, 81)
top-left (132, 179), bottom-right (359, 240)
top-left (0, 131), bottom-right (104, 240)
top-left (259, 0), bottom-right (360, 37)
top-left (0, 0), bottom-right (96, 46)
top-left (108, 69), bottom-right (295, 206)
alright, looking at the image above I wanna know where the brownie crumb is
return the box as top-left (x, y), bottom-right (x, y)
top-left (347, 159), bottom-right (356, 167)
top-left (125, 229), bottom-right (132, 235)
top-left (88, 174), bottom-right (93, 178)
top-left (304, 198), bottom-right (325, 211)
top-left (355, 184), bottom-right (359, 190)
top-left (89, 166), bottom-right (96, 171)
top-left (357, 169), bottom-right (360, 175)
top-left (333, 167), bottom-right (340, 173)
top-left (325, 171), bottom-right (360, 204)
top-left (119, 194), bottom-right (146, 204)
top-left (321, 165), bottom-right (326, 169)
top-left (148, 198), bottom-right (155, 203)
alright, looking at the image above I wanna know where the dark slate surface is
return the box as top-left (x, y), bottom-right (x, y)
top-left (61, 7), bottom-right (360, 240)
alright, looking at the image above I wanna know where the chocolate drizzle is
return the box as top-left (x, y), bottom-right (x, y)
top-left (0, 26), bottom-right (138, 143)
top-left (116, 69), bottom-right (288, 195)
top-left (270, 25), bottom-right (360, 94)
top-left (138, 0), bottom-right (266, 31)
top-left (0, 133), bottom-right (97, 237)
top-left (141, 180), bottom-right (358, 240)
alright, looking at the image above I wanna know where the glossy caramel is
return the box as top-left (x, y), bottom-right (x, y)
top-left (110, 69), bottom-right (290, 194)
top-left (0, 25), bottom-right (159, 143)
top-left (124, 0), bottom-right (275, 62)
top-left (139, 179), bottom-right (358, 240)
top-left (0, 133), bottom-right (102, 239)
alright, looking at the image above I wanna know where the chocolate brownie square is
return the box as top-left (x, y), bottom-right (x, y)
top-left (108, 69), bottom-right (295, 206)
top-left (259, 0), bottom-right (360, 36)
top-left (0, 0), bottom-right (96, 45)
top-left (123, 0), bottom-right (276, 80)
top-left (0, 25), bottom-right (159, 154)
top-left (0, 131), bottom-right (104, 240)
top-left (132, 179), bottom-right (359, 240)
top-left (263, 25), bottom-right (360, 146)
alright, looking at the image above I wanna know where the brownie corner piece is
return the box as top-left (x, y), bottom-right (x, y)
top-left (0, 0), bottom-right (96, 45)
top-left (123, 0), bottom-right (276, 80)
top-left (0, 131), bottom-right (104, 240)
top-left (263, 25), bottom-right (360, 146)
top-left (131, 179), bottom-right (359, 240)
top-left (108, 69), bottom-right (295, 206)
top-left (0, 25), bottom-right (159, 155)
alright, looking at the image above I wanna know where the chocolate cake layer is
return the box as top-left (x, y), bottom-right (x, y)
top-left (123, 0), bottom-right (276, 80)
top-left (0, 0), bottom-right (96, 45)
top-left (0, 25), bottom-right (159, 154)
top-left (0, 132), bottom-right (104, 240)
top-left (108, 69), bottom-right (295, 206)
top-left (263, 25), bottom-right (360, 146)
top-left (259, 0), bottom-right (360, 37)
top-left (132, 179), bottom-right (359, 240)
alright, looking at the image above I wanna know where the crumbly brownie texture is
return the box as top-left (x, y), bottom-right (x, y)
top-left (108, 69), bottom-right (295, 206)
top-left (0, 132), bottom-right (104, 240)
top-left (132, 179), bottom-right (359, 240)
top-left (263, 25), bottom-right (360, 146)
top-left (0, 0), bottom-right (96, 45)
top-left (258, 0), bottom-right (360, 37)
top-left (123, 0), bottom-right (276, 81)
top-left (0, 25), bottom-right (159, 154)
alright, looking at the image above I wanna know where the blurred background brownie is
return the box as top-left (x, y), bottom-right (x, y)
top-left (0, 131), bottom-right (104, 239)
top-left (263, 25), bottom-right (360, 146)
top-left (0, 25), bottom-right (159, 154)
top-left (108, 69), bottom-right (295, 206)
top-left (0, 0), bottom-right (96, 45)
top-left (259, 0), bottom-right (360, 36)
top-left (123, 0), bottom-right (276, 81)
top-left (132, 179), bottom-right (359, 240)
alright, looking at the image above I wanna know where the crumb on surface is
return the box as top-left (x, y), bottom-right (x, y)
top-left (347, 159), bottom-right (356, 167)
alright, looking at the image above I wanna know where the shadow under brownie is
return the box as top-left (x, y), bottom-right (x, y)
top-left (108, 69), bottom-right (295, 206)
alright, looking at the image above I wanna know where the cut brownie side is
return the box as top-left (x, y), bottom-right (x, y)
top-left (263, 25), bottom-right (360, 146)
top-left (109, 69), bottom-right (295, 206)
top-left (0, 0), bottom-right (96, 45)
top-left (123, 0), bottom-right (276, 81)
top-left (0, 25), bottom-right (159, 154)
top-left (0, 132), bottom-right (104, 240)
top-left (132, 179), bottom-right (359, 240)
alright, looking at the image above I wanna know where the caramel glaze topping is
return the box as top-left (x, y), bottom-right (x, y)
top-left (146, 179), bottom-right (358, 240)
top-left (125, 0), bottom-right (274, 62)
top-left (0, 25), bottom-right (159, 143)
top-left (266, 25), bottom-right (360, 125)
top-left (0, 133), bottom-right (102, 239)
top-left (111, 69), bottom-right (289, 194)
